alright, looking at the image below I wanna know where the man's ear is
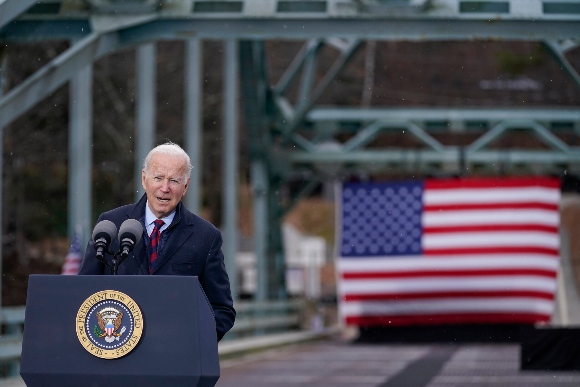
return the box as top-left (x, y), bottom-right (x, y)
top-left (182, 178), bottom-right (191, 197)
top-left (141, 169), bottom-right (147, 190)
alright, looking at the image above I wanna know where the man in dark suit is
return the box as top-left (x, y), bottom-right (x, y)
top-left (79, 142), bottom-right (235, 341)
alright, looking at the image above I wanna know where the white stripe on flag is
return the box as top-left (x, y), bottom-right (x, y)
top-left (423, 209), bottom-right (559, 227)
top-left (342, 298), bottom-right (554, 316)
top-left (423, 231), bottom-right (559, 249)
top-left (337, 256), bottom-right (559, 272)
top-left (339, 277), bottom-right (557, 295)
top-left (424, 187), bottom-right (560, 205)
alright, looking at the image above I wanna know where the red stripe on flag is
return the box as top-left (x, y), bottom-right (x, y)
top-left (424, 246), bottom-right (559, 256)
top-left (423, 224), bottom-right (559, 234)
top-left (346, 313), bottom-right (551, 326)
top-left (425, 177), bottom-right (560, 190)
top-left (342, 268), bottom-right (557, 280)
top-left (342, 290), bottom-right (556, 301)
top-left (424, 202), bottom-right (558, 212)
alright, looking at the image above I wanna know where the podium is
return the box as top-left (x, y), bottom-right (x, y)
top-left (20, 275), bottom-right (219, 387)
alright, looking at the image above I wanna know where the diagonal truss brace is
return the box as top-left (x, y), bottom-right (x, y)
top-left (0, 0), bottom-right (37, 31)
top-left (290, 119), bottom-right (445, 153)
top-left (467, 120), bottom-right (570, 154)
top-left (274, 39), bottom-right (322, 96)
top-left (276, 39), bottom-right (362, 141)
top-left (287, 115), bottom-right (580, 170)
top-left (0, 32), bottom-right (120, 129)
top-left (543, 40), bottom-right (580, 90)
top-left (343, 121), bottom-right (445, 152)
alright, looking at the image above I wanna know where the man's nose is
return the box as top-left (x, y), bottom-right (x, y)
top-left (160, 179), bottom-right (171, 191)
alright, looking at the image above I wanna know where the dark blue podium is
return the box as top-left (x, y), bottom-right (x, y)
top-left (20, 275), bottom-right (219, 387)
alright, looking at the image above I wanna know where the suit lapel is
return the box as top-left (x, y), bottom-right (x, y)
top-left (132, 239), bottom-right (148, 274)
top-left (127, 195), bottom-right (149, 275)
top-left (152, 202), bottom-right (194, 274)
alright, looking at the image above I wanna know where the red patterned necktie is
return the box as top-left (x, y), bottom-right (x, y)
top-left (149, 219), bottom-right (164, 274)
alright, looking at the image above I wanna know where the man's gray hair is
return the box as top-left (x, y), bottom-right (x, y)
top-left (143, 141), bottom-right (193, 179)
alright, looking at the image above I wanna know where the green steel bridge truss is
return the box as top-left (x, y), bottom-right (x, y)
top-left (0, 0), bottom-right (579, 300)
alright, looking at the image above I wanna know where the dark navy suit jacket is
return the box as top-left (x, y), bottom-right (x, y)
top-left (78, 194), bottom-right (236, 341)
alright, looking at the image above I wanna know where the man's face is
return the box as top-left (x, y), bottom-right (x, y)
top-left (142, 153), bottom-right (190, 218)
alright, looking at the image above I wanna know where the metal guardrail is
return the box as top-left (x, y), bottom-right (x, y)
top-left (0, 301), bottom-right (304, 377)
top-left (0, 306), bottom-right (25, 378)
top-left (226, 299), bottom-right (305, 339)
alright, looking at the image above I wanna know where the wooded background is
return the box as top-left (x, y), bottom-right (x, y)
top-left (1, 39), bottom-right (578, 305)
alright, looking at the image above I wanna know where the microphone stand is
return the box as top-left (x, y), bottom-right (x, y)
top-left (95, 249), bottom-right (129, 275)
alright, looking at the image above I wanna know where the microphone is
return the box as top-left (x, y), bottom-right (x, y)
top-left (118, 219), bottom-right (143, 257)
top-left (92, 220), bottom-right (117, 257)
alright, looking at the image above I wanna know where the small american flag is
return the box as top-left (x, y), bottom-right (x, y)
top-left (61, 230), bottom-right (82, 275)
top-left (337, 177), bottom-right (560, 326)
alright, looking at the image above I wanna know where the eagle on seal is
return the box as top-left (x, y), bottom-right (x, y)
top-left (97, 307), bottom-right (124, 340)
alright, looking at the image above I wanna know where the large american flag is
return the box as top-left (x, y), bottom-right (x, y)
top-left (337, 177), bottom-right (561, 326)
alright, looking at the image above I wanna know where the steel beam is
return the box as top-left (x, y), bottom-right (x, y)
top-left (289, 149), bottom-right (580, 164)
top-left (184, 39), bottom-right (202, 215)
top-left (115, 19), bottom-right (580, 43)
top-left (291, 133), bottom-right (318, 152)
top-left (68, 65), bottom-right (93, 247)
top-left (296, 41), bottom-right (319, 112)
top-left (134, 43), bottom-right (156, 201)
top-left (239, 40), bottom-right (270, 157)
top-left (11, 18), bottom-right (578, 43)
top-left (0, 32), bottom-right (119, 129)
top-left (341, 120), bottom-right (446, 152)
top-left (544, 40), bottom-right (580, 90)
top-left (307, 107), bottom-right (580, 123)
top-left (222, 39), bottom-right (239, 299)
top-left (0, 52), bottom-right (6, 312)
top-left (467, 121), bottom-right (518, 153)
top-left (529, 121), bottom-right (570, 152)
top-left (0, 20), bottom-right (91, 42)
top-left (281, 39), bottom-right (361, 139)
top-left (406, 122), bottom-right (447, 151)
top-left (0, 0), bottom-right (37, 31)
top-left (273, 95), bottom-right (294, 121)
top-left (466, 120), bottom-right (570, 153)
top-left (6, 0), bottom-right (580, 22)
top-left (342, 121), bottom-right (388, 151)
top-left (251, 160), bottom-right (268, 302)
top-left (241, 39), bottom-right (289, 301)
top-left (274, 40), bottom-right (321, 95)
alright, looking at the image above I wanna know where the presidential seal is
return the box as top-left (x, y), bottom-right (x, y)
top-left (76, 290), bottom-right (144, 359)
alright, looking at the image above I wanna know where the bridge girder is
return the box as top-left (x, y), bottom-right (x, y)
top-left (0, 0), bottom-right (579, 301)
